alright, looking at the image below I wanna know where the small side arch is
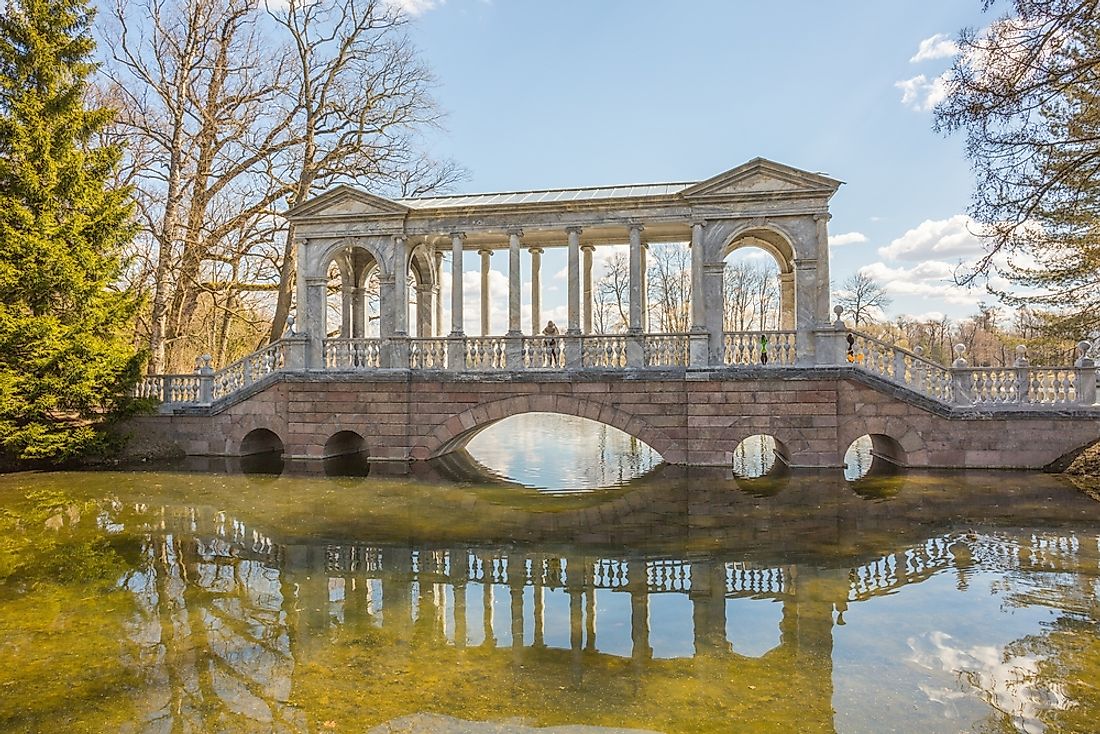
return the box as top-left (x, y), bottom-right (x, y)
top-left (838, 417), bottom-right (924, 467)
top-left (409, 394), bottom-right (686, 463)
top-left (312, 236), bottom-right (390, 281)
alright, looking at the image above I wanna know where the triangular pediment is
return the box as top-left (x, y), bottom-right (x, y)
top-left (681, 158), bottom-right (842, 199)
top-left (286, 185), bottom-right (409, 220)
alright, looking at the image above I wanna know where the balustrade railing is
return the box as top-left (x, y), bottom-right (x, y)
top-left (212, 341), bottom-right (285, 400)
top-left (960, 366), bottom-right (1079, 406)
top-left (522, 335), bottom-right (563, 368)
top-left (465, 337), bottom-right (507, 369)
top-left (324, 338), bottom-right (381, 369)
top-left (408, 338), bottom-right (448, 369)
top-left (723, 331), bottom-right (796, 366)
top-left (644, 333), bottom-right (690, 367)
top-left (134, 374), bottom-right (201, 404)
top-left (847, 331), bottom-right (954, 402)
top-left (582, 334), bottom-right (629, 368)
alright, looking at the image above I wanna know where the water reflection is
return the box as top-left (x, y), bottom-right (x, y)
top-left (465, 413), bottom-right (662, 491)
top-left (1, 470), bottom-right (1099, 732)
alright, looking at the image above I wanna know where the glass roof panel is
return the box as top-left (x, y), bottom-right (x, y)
top-left (397, 181), bottom-right (692, 209)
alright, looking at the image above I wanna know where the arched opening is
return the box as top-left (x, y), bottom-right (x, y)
top-left (409, 246), bottom-right (439, 338)
top-left (322, 430), bottom-right (370, 477)
top-left (460, 412), bottom-right (663, 491)
top-left (722, 230), bottom-right (793, 366)
top-left (732, 434), bottom-right (789, 480)
top-left (238, 428), bottom-right (284, 475)
top-left (323, 246), bottom-right (381, 339)
top-left (844, 434), bottom-right (907, 481)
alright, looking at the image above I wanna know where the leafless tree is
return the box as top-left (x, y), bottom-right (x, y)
top-left (593, 252), bottom-right (630, 333)
top-left (646, 244), bottom-right (691, 333)
top-left (723, 259), bottom-right (780, 331)
top-left (836, 272), bottom-right (892, 326)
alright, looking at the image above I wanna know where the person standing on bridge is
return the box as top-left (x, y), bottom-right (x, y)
top-left (760, 332), bottom-right (769, 365)
top-left (543, 320), bottom-right (560, 367)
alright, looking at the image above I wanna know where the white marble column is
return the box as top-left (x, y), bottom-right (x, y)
top-left (640, 242), bottom-right (649, 332)
top-left (479, 247), bottom-right (492, 336)
top-left (393, 235), bottom-right (409, 335)
top-left (351, 285), bottom-right (366, 337)
top-left (690, 221), bottom-right (706, 332)
top-left (416, 284), bottom-right (433, 337)
top-left (628, 224), bottom-right (644, 333)
top-left (507, 229), bottom-right (523, 335)
top-left (450, 232), bottom-right (465, 336)
top-left (779, 272), bottom-right (795, 330)
top-left (566, 227), bottom-right (582, 335)
top-left (793, 258), bottom-right (818, 364)
top-left (582, 244), bottom-right (595, 334)
top-left (529, 247), bottom-right (543, 333)
top-left (434, 250), bottom-right (444, 336)
top-left (304, 274), bottom-right (327, 367)
top-left (340, 284), bottom-right (353, 337)
top-left (814, 213), bottom-right (832, 325)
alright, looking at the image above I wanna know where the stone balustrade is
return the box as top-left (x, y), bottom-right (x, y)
top-left (135, 326), bottom-right (1098, 414)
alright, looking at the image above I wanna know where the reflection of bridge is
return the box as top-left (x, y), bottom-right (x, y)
top-left (95, 470), bottom-right (1100, 732)
top-left (127, 158), bottom-right (1100, 470)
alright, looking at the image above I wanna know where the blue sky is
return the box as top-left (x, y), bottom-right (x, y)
top-left (399, 0), bottom-right (1000, 327)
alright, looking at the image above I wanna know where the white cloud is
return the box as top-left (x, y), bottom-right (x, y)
top-left (829, 231), bottom-right (868, 247)
top-left (859, 260), bottom-right (981, 306)
top-left (387, 0), bottom-right (442, 15)
top-left (909, 33), bottom-right (958, 63)
top-left (895, 73), bottom-right (949, 111)
top-left (878, 214), bottom-right (987, 261)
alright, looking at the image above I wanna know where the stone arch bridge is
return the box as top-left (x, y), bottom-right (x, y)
top-left (130, 159), bottom-right (1100, 470)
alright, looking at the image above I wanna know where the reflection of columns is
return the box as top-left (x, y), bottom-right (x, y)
top-left (451, 547), bottom-right (467, 648)
top-left (814, 213), bottom-right (831, 325)
top-left (584, 586), bottom-right (596, 652)
top-left (434, 250), bottom-right (444, 337)
top-left (566, 227), bottom-right (582, 335)
top-left (690, 221), bottom-right (706, 332)
top-left (393, 236), bottom-right (408, 335)
top-left (529, 247), bottom-right (543, 333)
top-left (479, 248), bottom-right (492, 336)
top-left (510, 558), bottom-right (525, 651)
top-left (507, 229), bottom-right (523, 335)
top-left (566, 554), bottom-right (585, 657)
top-left (450, 233), bottom-right (465, 336)
top-left (533, 577), bottom-right (545, 648)
top-left (582, 244), bottom-right (595, 334)
top-left (691, 561), bottom-right (726, 656)
top-left (628, 224), bottom-right (644, 333)
top-left (630, 562), bottom-right (651, 662)
top-left (779, 272), bottom-right (795, 330)
top-left (482, 574), bottom-right (495, 646)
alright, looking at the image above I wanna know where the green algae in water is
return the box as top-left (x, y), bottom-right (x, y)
top-left (0, 467), bottom-right (1098, 733)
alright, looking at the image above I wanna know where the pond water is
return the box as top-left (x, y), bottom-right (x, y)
top-left (1, 417), bottom-right (1098, 733)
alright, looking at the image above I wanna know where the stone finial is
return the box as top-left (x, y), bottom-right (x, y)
top-left (914, 345), bottom-right (924, 357)
top-left (1014, 344), bottom-right (1029, 367)
top-left (285, 313), bottom-right (296, 336)
top-left (952, 344), bottom-right (968, 368)
top-left (832, 304), bottom-right (845, 329)
top-left (1076, 340), bottom-right (1094, 367)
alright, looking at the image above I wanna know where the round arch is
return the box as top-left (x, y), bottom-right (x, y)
top-left (409, 394), bottom-right (686, 463)
top-left (837, 417), bottom-right (924, 469)
top-left (720, 224), bottom-right (797, 274)
top-left (313, 237), bottom-right (389, 282)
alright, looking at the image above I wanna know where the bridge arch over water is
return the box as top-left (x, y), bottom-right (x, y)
top-left (411, 394), bottom-right (684, 462)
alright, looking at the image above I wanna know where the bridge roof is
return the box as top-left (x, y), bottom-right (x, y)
top-left (285, 157), bottom-right (843, 221)
top-left (395, 182), bottom-right (694, 209)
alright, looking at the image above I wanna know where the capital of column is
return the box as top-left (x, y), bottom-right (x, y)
top-left (580, 243), bottom-right (596, 252)
top-left (450, 231), bottom-right (466, 241)
top-left (691, 220), bottom-right (707, 229)
top-left (628, 223), bottom-right (645, 233)
top-left (392, 234), bottom-right (407, 245)
top-left (527, 246), bottom-right (544, 255)
top-left (565, 225), bottom-right (583, 236)
top-left (304, 276), bottom-right (328, 286)
top-left (779, 271), bottom-right (796, 282)
top-left (793, 258), bottom-right (818, 270)
top-left (506, 227), bottom-right (524, 238)
top-left (813, 213), bottom-right (832, 223)
top-left (478, 246), bottom-right (493, 256)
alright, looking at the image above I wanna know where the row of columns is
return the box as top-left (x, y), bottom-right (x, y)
top-left (311, 215), bottom-right (831, 364)
top-left (450, 226), bottom-right (647, 338)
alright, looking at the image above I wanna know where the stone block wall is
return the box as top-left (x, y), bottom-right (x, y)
top-left (120, 370), bottom-right (1100, 470)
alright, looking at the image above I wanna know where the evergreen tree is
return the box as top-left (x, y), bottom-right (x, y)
top-left (0, 0), bottom-right (141, 462)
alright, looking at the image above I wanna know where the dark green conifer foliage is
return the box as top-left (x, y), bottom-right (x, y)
top-left (0, 0), bottom-right (141, 462)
